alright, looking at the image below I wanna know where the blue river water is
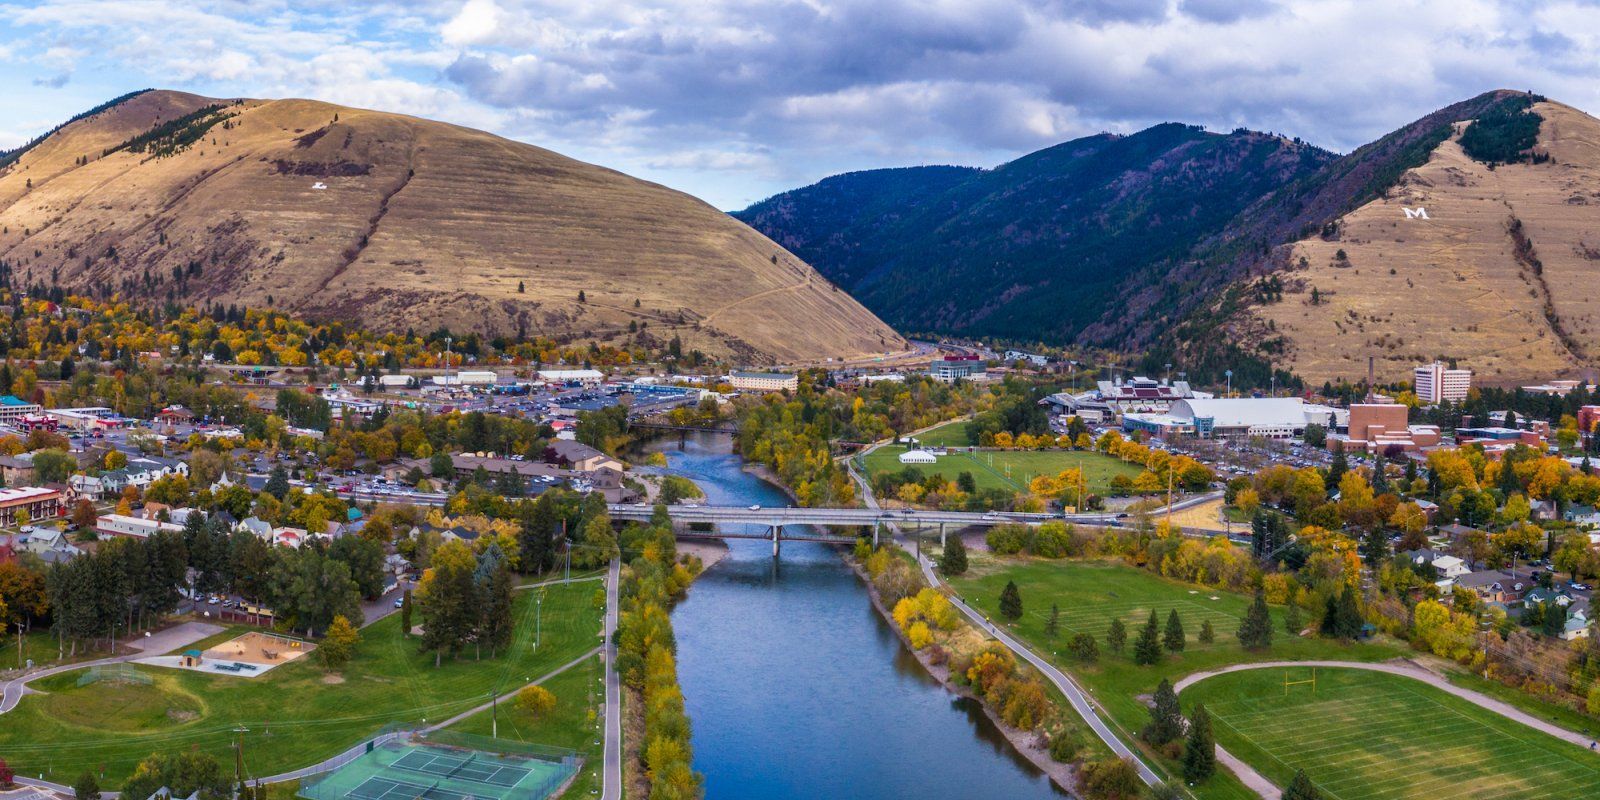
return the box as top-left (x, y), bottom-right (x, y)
top-left (641, 434), bottom-right (1065, 800)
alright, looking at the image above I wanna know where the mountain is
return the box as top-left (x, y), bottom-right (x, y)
top-left (0, 90), bottom-right (904, 364)
top-left (735, 124), bottom-right (1336, 343)
top-left (1232, 92), bottom-right (1600, 385)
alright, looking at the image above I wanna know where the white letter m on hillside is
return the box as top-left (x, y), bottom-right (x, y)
top-left (1403, 207), bottom-right (1429, 220)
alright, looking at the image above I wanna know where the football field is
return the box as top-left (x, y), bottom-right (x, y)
top-left (1185, 667), bottom-right (1600, 800)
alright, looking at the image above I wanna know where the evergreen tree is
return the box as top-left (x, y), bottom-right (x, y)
top-left (264, 464), bottom-right (290, 500)
top-left (1107, 617), bottom-right (1127, 654)
top-left (1370, 462), bottom-right (1388, 495)
top-left (478, 556), bottom-right (515, 657)
top-left (1134, 609), bottom-right (1163, 665)
top-left (999, 580), bottom-right (1023, 621)
top-left (1322, 584), bottom-right (1363, 639)
top-left (939, 534), bottom-right (968, 576)
top-left (1285, 602), bottom-right (1302, 635)
top-left (400, 590), bottom-right (413, 637)
top-left (1164, 609), bottom-right (1186, 652)
top-left (1044, 602), bottom-right (1060, 639)
top-left (1141, 678), bottom-right (1184, 745)
top-left (1325, 445), bottom-right (1348, 492)
top-left (1405, 458), bottom-right (1418, 486)
top-left (1359, 528), bottom-right (1389, 569)
top-left (1237, 589), bottom-right (1273, 649)
top-left (1198, 619), bottom-right (1215, 644)
top-left (1543, 600), bottom-right (1566, 637)
top-left (73, 770), bottom-right (100, 800)
top-left (1182, 704), bottom-right (1217, 783)
top-left (1283, 770), bottom-right (1323, 800)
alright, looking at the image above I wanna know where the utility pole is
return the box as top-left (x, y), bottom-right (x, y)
top-left (15, 621), bottom-right (23, 669)
top-left (1165, 467), bottom-right (1174, 530)
top-left (491, 690), bottom-right (498, 739)
top-left (232, 725), bottom-right (249, 787)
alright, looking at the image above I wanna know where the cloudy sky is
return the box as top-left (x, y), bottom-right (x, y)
top-left (0, 0), bottom-right (1596, 209)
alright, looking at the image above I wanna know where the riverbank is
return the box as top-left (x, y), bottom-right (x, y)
top-left (676, 539), bottom-right (729, 573)
top-left (847, 553), bottom-right (1077, 794)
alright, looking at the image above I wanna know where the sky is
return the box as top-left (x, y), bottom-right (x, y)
top-left (1, 0), bottom-right (1598, 210)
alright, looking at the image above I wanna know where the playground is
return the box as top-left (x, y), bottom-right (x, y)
top-left (137, 631), bottom-right (315, 678)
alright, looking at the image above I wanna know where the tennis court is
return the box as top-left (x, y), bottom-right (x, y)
top-left (299, 737), bottom-right (578, 800)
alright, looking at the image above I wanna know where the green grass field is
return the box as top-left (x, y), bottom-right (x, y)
top-left (863, 445), bottom-right (1143, 495)
top-left (950, 558), bottom-right (1404, 799)
top-left (908, 419), bottom-right (976, 448)
top-left (446, 654), bottom-right (606, 798)
top-left (1185, 667), bottom-right (1600, 800)
top-left (0, 580), bottom-right (604, 785)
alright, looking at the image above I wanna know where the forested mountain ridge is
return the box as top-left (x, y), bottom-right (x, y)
top-left (0, 90), bottom-right (904, 364)
top-left (736, 124), bottom-right (1334, 344)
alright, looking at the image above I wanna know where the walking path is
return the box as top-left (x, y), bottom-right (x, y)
top-left (842, 438), bottom-right (1165, 789)
top-left (600, 559), bottom-right (622, 800)
top-left (1168, 658), bottom-right (1600, 799)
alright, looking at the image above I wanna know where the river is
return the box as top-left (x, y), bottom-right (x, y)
top-left (640, 433), bottom-right (1065, 800)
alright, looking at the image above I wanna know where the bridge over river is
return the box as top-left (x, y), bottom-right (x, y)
top-left (608, 494), bottom-right (1226, 554)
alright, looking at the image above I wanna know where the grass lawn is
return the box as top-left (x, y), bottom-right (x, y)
top-left (908, 419), bottom-right (975, 448)
top-left (1185, 667), bottom-right (1600, 800)
top-left (446, 654), bottom-right (606, 798)
top-left (863, 446), bottom-right (1143, 496)
top-left (0, 625), bottom-right (74, 671)
top-left (949, 557), bottom-right (1405, 799)
top-left (0, 580), bottom-right (604, 786)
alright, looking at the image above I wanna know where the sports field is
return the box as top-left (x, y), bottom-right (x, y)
top-left (907, 419), bottom-right (975, 448)
top-left (863, 445), bottom-right (1142, 495)
top-left (1185, 667), bottom-right (1600, 800)
top-left (952, 558), bottom-right (1404, 799)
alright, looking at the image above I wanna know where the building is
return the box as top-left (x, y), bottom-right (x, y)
top-left (154, 405), bottom-right (197, 425)
top-left (1521, 379), bottom-right (1588, 396)
top-left (1334, 403), bottom-right (1441, 454)
top-left (928, 355), bottom-right (986, 383)
top-left (0, 395), bottom-right (43, 425)
top-left (537, 369), bottom-right (606, 386)
top-left (46, 407), bottom-right (120, 433)
top-left (546, 439), bottom-right (624, 473)
top-left (1043, 377), bottom-right (1206, 424)
top-left (898, 450), bottom-right (938, 464)
top-left (729, 371), bottom-right (799, 392)
top-left (376, 374), bottom-right (418, 388)
top-left (99, 456), bottom-right (190, 494)
top-left (431, 371), bottom-right (499, 387)
top-left (1003, 350), bottom-right (1049, 367)
top-left (96, 513), bottom-right (184, 539)
top-left (1413, 361), bottom-right (1472, 404)
top-left (1456, 423), bottom-right (1549, 451)
top-left (1124, 397), bottom-right (1341, 440)
top-left (0, 486), bottom-right (64, 526)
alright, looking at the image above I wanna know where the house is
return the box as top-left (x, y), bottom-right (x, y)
top-left (236, 516), bottom-right (273, 541)
top-left (1455, 570), bottom-right (1526, 604)
top-left (0, 454), bottom-right (35, 486)
top-left (1530, 499), bottom-right (1559, 522)
top-left (441, 525), bottom-right (480, 543)
top-left (1400, 549), bottom-right (1471, 583)
top-left (17, 526), bottom-right (81, 563)
top-left (100, 456), bottom-right (189, 493)
top-left (545, 439), bottom-right (624, 473)
top-left (1437, 523), bottom-right (1484, 544)
top-left (96, 513), bottom-right (184, 539)
top-left (155, 405), bottom-right (197, 426)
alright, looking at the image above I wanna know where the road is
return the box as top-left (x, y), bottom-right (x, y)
top-left (609, 502), bottom-right (1139, 528)
top-left (601, 559), bottom-right (622, 800)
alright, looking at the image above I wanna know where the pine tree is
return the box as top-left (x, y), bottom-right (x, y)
top-left (1237, 589), bottom-right (1272, 649)
top-left (1044, 603), bottom-right (1060, 639)
top-left (1325, 445), bottom-right (1348, 492)
top-left (1360, 528), bottom-right (1389, 568)
top-left (264, 464), bottom-right (290, 500)
top-left (1141, 678), bottom-right (1184, 745)
top-left (1164, 609), bottom-right (1186, 653)
top-left (400, 590), bottom-right (413, 637)
top-left (1182, 703), bottom-right (1217, 783)
top-left (999, 580), bottom-right (1023, 621)
top-left (939, 534), bottom-right (968, 576)
top-left (1134, 609), bottom-right (1163, 665)
top-left (1284, 602), bottom-right (1301, 635)
top-left (1405, 458), bottom-right (1418, 486)
top-left (1370, 462), bottom-right (1388, 495)
top-left (1198, 619), bottom-right (1215, 644)
top-left (1107, 617), bottom-right (1127, 654)
top-left (73, 770), bottom-right (100, 800)
top-left (1283, 769), bottom-right (1323, 800)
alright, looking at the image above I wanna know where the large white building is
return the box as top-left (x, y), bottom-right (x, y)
top-left (729, 371), bottom-right (799, 392)
top-left (537, 369), bottom-right (606, 386)
top-left (1043, 377), bottom-right (1208, 424)
top-left (1124, 397), bottom-right (1342, 440)
top-left (1413, 361), bottom-right (1472, 404)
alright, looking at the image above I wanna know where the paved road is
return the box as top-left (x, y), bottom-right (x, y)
top-left (601, 559), bottom-right (622, 800)
top-left (1172, 658), bottom-right (1600, 800)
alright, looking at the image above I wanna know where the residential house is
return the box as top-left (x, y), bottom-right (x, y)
top-left (1455, 570), bottom-right (1526, 605)
top-left (545, 439), bottom-right (623, 473)
top-left (17, 526), bottom-right (82, 563)
top-left (0, 455), bottom-right (36, 486)
top-left (100, 456), bottom-right (189, 494)
top-left (1401, 549), bottom-right (1472, 586)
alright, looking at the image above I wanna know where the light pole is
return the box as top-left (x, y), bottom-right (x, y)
top-left (1225, 369), bottom-right (1232, 396)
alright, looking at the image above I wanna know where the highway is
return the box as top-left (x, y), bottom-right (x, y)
top-left (608, 503), bottom-right (1124, 528)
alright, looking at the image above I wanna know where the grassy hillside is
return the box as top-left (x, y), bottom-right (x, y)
top-left (0, 90), bottom-right (905, 364)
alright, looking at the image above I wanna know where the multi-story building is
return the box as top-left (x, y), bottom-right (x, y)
top-left (1413, 361), bottom-right (1472, 404)
top-left (0, 395), bottom-right (43, 425)
top-left (96, 513), bottom-right (185, 539)
top-left (1042, 377), bottom-right (1206, 424)
top-left (928, 355), bottom-right (986, 383)
top-left (0, 486), bottom-right (64, 526)
top-left (729, 371), bottom-right (799, 392)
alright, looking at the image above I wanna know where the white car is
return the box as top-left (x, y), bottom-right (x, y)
top-left (748, 504), bottom-right (761, 511)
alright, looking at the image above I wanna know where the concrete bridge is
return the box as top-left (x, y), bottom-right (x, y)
top-left (607, 502), bottom-right (1136, 555)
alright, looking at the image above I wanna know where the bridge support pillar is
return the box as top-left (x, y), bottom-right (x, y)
top-left (872, 521), bottom-right (880, 549)
top-left (771, 525), bottom-right (781, 558)
top-left (939, 523), bottom-right (946, 548)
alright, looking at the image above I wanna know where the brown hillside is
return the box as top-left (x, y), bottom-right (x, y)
top-left (1248, 100), bottom-right (1600, 386)
top-left (0, 90), bottom-right (905, 364)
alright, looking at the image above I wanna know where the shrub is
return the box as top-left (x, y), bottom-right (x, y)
top-left (1048, 730), bottom-right (1082, 763)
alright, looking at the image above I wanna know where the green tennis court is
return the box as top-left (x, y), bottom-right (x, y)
top-left (300, 738), bottom-right (578, 800)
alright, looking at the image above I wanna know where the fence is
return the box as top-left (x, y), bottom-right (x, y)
top-left (77, 663), bottom-right (152, 686)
